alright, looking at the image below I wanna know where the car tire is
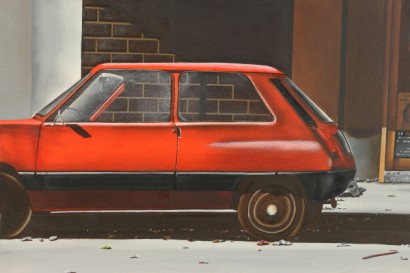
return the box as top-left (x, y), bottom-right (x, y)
top-left (0, 172), bottom-right (32, 238)
top-left (301, 200), bottom-right (323, 230)
top-left (238, 185), bottom-right (306, 240)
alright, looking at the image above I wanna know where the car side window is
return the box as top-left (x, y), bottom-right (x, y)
top-left (52, 70), bottom-right (171, 123)
top-left (178, 72), bottom-right (273, 122)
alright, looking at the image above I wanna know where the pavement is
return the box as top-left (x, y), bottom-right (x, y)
top-left (325, 181), bottom-right (410, 215)
top-left (2, 181), bottom-right (410, 273)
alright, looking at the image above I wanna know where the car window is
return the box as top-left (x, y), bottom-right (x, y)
top-left (36, 73), bottom-right (90, 117)
top-left (50, 70), bottom-right (172, 123)
top-left (284, 78), bottom-right (333, 123)
top-left (178, 72), bottom-right (273, 122)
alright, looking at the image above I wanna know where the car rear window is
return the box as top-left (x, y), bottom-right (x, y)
top-left (178, 72), bottom-right (273, 122)
top-left (284, 78), bottom-right (333, 123)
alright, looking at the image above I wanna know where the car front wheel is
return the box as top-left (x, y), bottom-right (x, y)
top-left (238, 185), bottom-right (306, 240)
top-left (0, 173), bottom-right (32, 238)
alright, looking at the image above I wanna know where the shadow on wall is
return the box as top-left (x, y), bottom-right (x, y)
top-left (346, 133), bottom-right (380, 180)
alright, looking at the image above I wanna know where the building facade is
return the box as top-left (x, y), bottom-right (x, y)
top-left (0, 0), bottom-right (408, 181)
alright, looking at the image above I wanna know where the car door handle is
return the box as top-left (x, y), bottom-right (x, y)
top-left (172, 127), bottom-right (182, 138)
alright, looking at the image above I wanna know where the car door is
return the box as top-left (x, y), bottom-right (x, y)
top-left (170, 71), bottom-right (277, 209)
top-left (32, 70), bottom-right (178, 211)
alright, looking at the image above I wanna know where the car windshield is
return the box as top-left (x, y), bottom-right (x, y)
top-left (55, 72), bottom-right (125, 122)
top-left (36, 73), bottom-right (90, 117)
top-left (285, 78), bottom-right (334, 123)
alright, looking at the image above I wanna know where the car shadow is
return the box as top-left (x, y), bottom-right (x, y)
top-left (16, 212), bottom-right (410, 245)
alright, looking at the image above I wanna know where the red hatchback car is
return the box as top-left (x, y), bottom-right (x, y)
top-left (0, 63), bottom-right (355, 240)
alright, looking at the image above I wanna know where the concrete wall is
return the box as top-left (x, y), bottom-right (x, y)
top-left (0, 1), bottom-right (82, 119)
top-left (31, 0), bottom-right (83, 114)
top-left (0, 1), bottom-right (32, 119)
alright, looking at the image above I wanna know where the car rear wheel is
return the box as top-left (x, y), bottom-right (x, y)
top-left (238, 184), bottom-right (306, 240)
top-left (0, 172), bottom-right (32, 238)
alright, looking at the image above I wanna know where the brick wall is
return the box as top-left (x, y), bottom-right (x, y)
top-left (82, 6), bottom-right (176, 75)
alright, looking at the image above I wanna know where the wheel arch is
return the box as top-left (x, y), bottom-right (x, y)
top-left (232, 174), bottom-right (306, 209)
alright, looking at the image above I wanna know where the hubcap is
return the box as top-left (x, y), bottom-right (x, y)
top-left (248, 189), bottom-right (297, 234)
top-left (266, 204), bottom-right (278, 216)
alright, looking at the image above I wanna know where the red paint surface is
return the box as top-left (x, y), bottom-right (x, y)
top-left (28, 190), bottom-right (233, 211)
top-left (0, 63), bottom-right (355, 213)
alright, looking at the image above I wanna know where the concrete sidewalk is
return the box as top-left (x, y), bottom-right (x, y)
top-left (325, 182), bottom-right (410, 214)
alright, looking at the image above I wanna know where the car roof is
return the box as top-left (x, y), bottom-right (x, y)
top-left (92, 63), bottom-right (284, 74)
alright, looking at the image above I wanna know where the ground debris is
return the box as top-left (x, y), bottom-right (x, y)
top-left (99, 244), bottom-right (112, 249)
top-left (49, 236), bottom-right (58, 241)
top-left (21, 237), bottom-right (32, 242)
top-left (401, 256), bottom-right (408, 260)
top-left (162, 236), bottom-right (170, 240)
top-left (198, 261), bottom-right (209, 264)
top-left (212, 239), bottom-right (225, 243)
top-left (257, 240), bottom-right (270, 246)
top-left (386, 194), bottom-right (396, 197)
top-left (65, 269), bottom-right (76, 273)
top-left (129, 254), bottom-right (140, 259)
top-left (337, 243), bottom-right (351, 247)
top-left (362, 250), bottom-right (398, 260)
top-left (273, 240), bottom-right (292, 246)
top-left (339, 181), bottom-right (366, 197)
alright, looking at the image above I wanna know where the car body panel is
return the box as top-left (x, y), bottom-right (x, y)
top-left (0, 119), bottom-right (41, 171)
top-left (0, 63), bottom-right (356, 214)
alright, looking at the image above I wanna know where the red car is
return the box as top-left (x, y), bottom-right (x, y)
top-left (0, 63), bottom-right (355, 240)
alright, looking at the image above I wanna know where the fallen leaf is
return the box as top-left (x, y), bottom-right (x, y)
top-left (100, 244), bottom-right (112, 249)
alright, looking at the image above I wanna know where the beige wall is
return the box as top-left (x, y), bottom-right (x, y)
top-left (292, 0), bottom-right (343, 122)
top-left (293, 0), bottom-right (390, 179)
top-left (0, 1), bottom-right (32, 119)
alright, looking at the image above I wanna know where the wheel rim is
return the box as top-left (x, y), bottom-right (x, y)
top-left (248, 189), bottom-right (297, 234)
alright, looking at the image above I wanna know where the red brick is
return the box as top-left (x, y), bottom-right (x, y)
top-left (144, 54), bottom-right (174, 62)
top-left (97, 39), bottom-right (127, 52)
top-left (120, 83), bottom-right (143, 97)
top-left (96, 112), bottom-right (114, 122)
top-left (159, 99), bottom-right (171, 112)
top-left (83, 8), bottom-right (98, 21)
top-left (113, 25), bottom-right (142, 38)
top-left (112, 54), bottom-right (143, 63)
top-left (207, 85), bottom-right (233, 99)
top-left (249, 101), bottom-right (270, 115)
top-left (219, 101), bottom-right (248, 114)
top-left (188, 100), bottom-right (218, 113)
top-left (83, 38), bottom-right (96, 52)
top-left (82, 53), bottom-right (111, 67)
top-left (144, 113), bottom-right (170, 122)
top-left (144, 84), bottom-right (171, 98)
top-left (233, 85), bottom-right (260, 100)
top-left (129, 98), bottom-right (158, 112)
top-left (129, 40), bottom-right (158, 53)
top-left (107, 98), bottom-right (128, 112)
top-left (114, 113), bottom-right (143, 123)
top-left (83, 22), bottom-right (112, 37)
